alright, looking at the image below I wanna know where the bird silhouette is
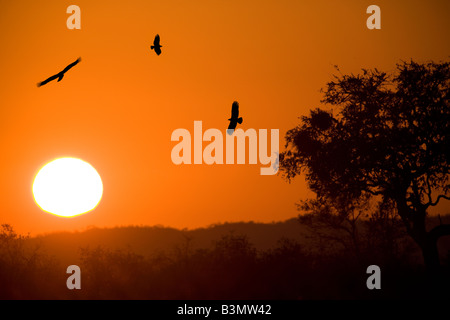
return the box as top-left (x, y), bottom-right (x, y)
top-left (37, 57), bottom-right (81, 87)
top-left (150, 34), bottom-right (162, 55)
top-left (227, 101), bottom-right (243, 135)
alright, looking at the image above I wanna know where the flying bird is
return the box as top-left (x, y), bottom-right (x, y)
top-left (37, 57), bottom-right (81, 87)
top-left (227, 101), bottom-right (243, 135)
top-left (150, 34), bottom-right (162, 55)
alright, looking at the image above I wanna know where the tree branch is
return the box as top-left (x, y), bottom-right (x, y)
top-left (425, 174), bottom-right (433, 205)
top-left (429, 194), bottom-right (450, 207)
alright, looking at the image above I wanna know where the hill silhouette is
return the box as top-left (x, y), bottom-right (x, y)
top-left (26, 215), bottom-right (450, 267)
top-left (27, 218), bottom-right (310, 267)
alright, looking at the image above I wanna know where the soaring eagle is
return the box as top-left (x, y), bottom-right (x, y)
top-left (227, 101), bottom-right (243, 135)
top-left (37, 57), bottom-right (81, 87)
top-left (150, 34), bottom-right (162, 55)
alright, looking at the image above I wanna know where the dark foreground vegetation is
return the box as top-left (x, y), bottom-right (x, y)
top-left (0, 215), bottom-right (449, 300)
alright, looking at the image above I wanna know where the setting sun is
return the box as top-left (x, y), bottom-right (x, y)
top-left (32, 157), bottom-right (103, 218)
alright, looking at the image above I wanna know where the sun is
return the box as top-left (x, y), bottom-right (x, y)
top-left (32, 157), bottom-right (103, 218)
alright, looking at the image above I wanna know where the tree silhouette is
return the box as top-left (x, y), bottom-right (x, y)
top-left (280, 60), bottom-right (450, 278)
top-left (0, 224), bottom-right (63, 299)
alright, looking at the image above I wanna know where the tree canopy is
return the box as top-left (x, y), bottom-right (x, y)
top-left (280, 60), bottom-right (450, 272)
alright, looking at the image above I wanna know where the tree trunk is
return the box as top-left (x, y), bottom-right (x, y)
top-left (421, 235), bottom-right (440, 274)
top-left (424, 224), bottom-right (450, 270)
top-left (397, 202), bottom-right (449, 273)
top-left (421, 224), bottom-right (450, 297)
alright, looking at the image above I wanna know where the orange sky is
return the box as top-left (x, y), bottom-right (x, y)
top-left (0, 0), bottom-right (449, 235)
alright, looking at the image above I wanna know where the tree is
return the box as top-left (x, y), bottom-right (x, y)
top-left (280, 60), bottom-right (450, 275)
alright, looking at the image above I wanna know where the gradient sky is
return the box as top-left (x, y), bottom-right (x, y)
top-left (0, 0), bottom-right (449, 235)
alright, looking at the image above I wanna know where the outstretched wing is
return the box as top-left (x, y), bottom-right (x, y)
top-left (37, 73), bottom-right (59, 87)
top-left (61, 57), bottom-right (81, 74)
top-left (153, 34), bottom-right (160, 46)
top-left (231, 101), bottom-right (239, 118)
